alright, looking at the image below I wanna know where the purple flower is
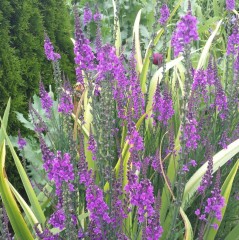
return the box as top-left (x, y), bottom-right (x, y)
top-left (125, 174), bottom-right (155, 223)
top-left (211, 223), bottom-right (219, 230)
top-left (189, 159), bottom-right (197, 167)
top-left (17, 130), bottom-right (27, 150)
top-left (171, 12), bottom-right (199, 56)
top-left (39, 135), bottom-right (55, 173)
top-left (58, 84), bottom-right (74, 115)
top-left (48, 208), bottom-right (66, 230)
top-left (74, 41), bottom-right (95, 71)
top-left (183, 117), bottom-right (200, 150)
top-left (159, 4), bottom-right (170, 25)
top-left (182, 164), bottom-right (189, 172)
top-left (128, 128), bottom-right (144, 153)
top-left (215, 82), bottom-right (228, 120)
top-left (198, 146), bottom-right (213, 193)
top-left (192, 70), bottom-right (208, 98)
top-left (195, 209), bottom-right (200, 216)
top-left (197, 170), bottom-right (225, 226)
top-left (29, 103), bottom-right (48, 133)
top-left (86, 184), bottom-right (111, 236)
top-left (93, 10), bottom-right (102, 22)
top-left (152, 84), bottom-right (174, 125)
top-left (73, 7), bottom-right (95, 84)
top-left (226, 0), bottom-right (235, 11)
top-left (87, 131), bottom-right (97, 160)
top-left (39, 81), bottom-right (53, 118)
top-left (83, 4), bottom-right (92, 25)
top-left (49, 151), bottom-right (75, 196)
top-left (44, 34), bottom-right (61, 61)
top-left (227, 24), bottom-right (239, 55)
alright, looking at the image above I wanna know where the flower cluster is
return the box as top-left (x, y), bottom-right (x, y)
top-left (86, 184), bottom-right (111, 235)
top-left (195, 170), bottom-right (225, 230)
top-left (48, 151), bottom-right (74, 196)
top-left (83, 4), bottom-right (92, 25)
top-left (159, 4), bottom-right (170, 25)
top-left (44, 34), bottom-right (61, 61)
top-left (39, 81), bottom-right (53, 118)
top-left (128, 128), bottom-right (144, 153)
top-left (152, 84), bottom-right (174, 125)
top-left (226, 0), bottom-right (235, 11)
top-left (58, 83), bottom-right (74, 115)
top-left (198, 146), bottom-right (213, 194)
top-left (145, 194), bottom-right (163, 240)
top-left (171, 11), bottom-right (199, 56)
top-left (183, 116), bottom-right (200, 150)
top-left (227, 24), bottom-right (239, 55)
top-left (17, 130), bottom-right (27, 150)
top-left (48, 208), bottom-right (66, 230)
top-left (125, 174), bottom-right (155, 223)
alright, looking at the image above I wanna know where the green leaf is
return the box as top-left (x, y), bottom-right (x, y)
top-left (1, 122), bottom-right (46, 224)
top-left (225, 224), bottom-right (239, 240)
top-left (15, 112), bottom-right (34, 131)
top-left (161, 130), bottom-right (181, 223)
top-left (0, 98), bottom-right (11, 144)
top-left (133, 9), bottom-right (143, 73)
top-left (8, 181), bottom-right (42, 233)
top-left (182, 139), bottom-right (239, 209)
top-left (204, 160), bottom-right (239, 240)
top-left (197, 20), bottom-right (222, 70)
top-left (37, 183), bottom-right (53, 210)
top-left (0, 142), bottom-right (34, 240)
top-left (180, 207), bottom-right (193, 240)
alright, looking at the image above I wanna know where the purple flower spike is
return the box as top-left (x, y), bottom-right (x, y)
top-left (226, 24), bottom-right (239, 55)
top-left (83, 4), bottom-right (92, 25)
top-left (49, 208), bottom-right (66, 230)
top-left (226, 0), bottom-right (235, 11)
top-left (39, 81), bottom-right (53, 118)
top-left (183, 117), bottom-right (200, 150)
top-left (93, 8), bottom-right (102, 22)
top-left (159, 4), bottom-right (170, 25)
top-left (58, 83), bottom-right (74, 115)
top-left (44, 34), bottom-right (61, 61)
top-left (17, 130), bottom-right (27, 150)
top-left (86, 184), bottom-right (111, 236)
top-left (49, 151), bottom-right (75, 196)
top-left (171, 12), bottom-right (199, 56)
top-left (152, 84), bottom-right (174, 126)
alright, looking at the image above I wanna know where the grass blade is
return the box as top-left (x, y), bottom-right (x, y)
top-left (133, 9), bottom-right (143, 73)
top-left (182, 139), bottom-right (239, 209)
top-left (1, 122), bottom-right (46, 224)
top-left (0, 141), bottom-right (34, 240)
top-left (197, 20), bottom-right (222, 70)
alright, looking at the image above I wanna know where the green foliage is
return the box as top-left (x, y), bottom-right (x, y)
top-left (0, 0), bottom-right (75, 199)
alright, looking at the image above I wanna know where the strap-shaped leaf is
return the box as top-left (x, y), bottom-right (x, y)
top-left (196, 20), bottom-right (222, 70)
top-left (225, 224), bottom-right (239, 240)
top-left (180, 207), bottom-right (193, 240)
top-left (182, 139), bottom-right (239, 209)
top-left (133, 9), bottom-right (143, 73)
top-left (0, 142), bottom-right (34, 240)
top-left (1, 122), bottom-right (46, 224)
top-left (0, 98), bottom-right (11, 144)
top-left (8, 181), bottom-right (42, 232)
